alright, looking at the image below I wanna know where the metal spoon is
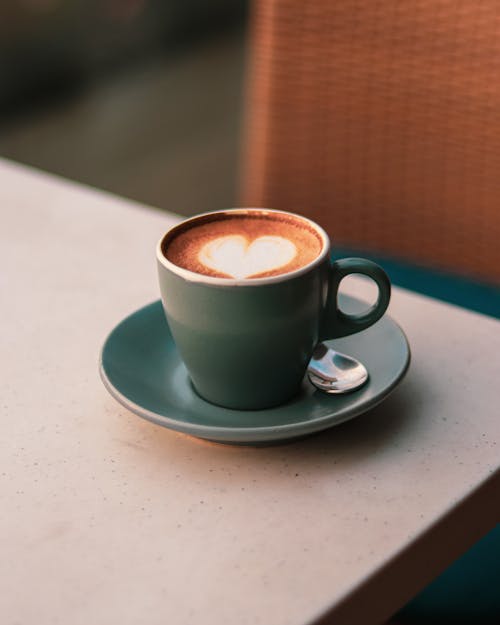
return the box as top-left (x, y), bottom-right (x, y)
top-left (307, 343), bottom-right (369, 394)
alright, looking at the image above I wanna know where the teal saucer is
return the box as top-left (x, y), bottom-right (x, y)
top-left (99, 296), bottom-right (410, 445)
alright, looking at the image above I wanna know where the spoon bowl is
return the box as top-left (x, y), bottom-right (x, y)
top-left (307, 343), bottom-right (369, 394)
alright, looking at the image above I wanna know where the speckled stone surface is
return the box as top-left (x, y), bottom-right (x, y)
top-left (1, 159), bottom-right (499, 625)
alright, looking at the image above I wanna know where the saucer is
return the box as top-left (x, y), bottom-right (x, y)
top-left (99, 296), bottom-right (410, 445)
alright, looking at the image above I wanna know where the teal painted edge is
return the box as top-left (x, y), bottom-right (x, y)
top-left (333, 249), bottom-right (500, 621)
top-left (332, 248), bottom-right (500, 319)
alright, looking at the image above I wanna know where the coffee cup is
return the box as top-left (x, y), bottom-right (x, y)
top-left (157, 208), bottom-right (390, 410)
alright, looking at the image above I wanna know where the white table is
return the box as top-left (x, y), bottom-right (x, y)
top-left (1, 159), bottom-right (499, 625)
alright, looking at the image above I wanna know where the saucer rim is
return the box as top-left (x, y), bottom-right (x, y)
top-left (99, 299), bottom-right (411, 443)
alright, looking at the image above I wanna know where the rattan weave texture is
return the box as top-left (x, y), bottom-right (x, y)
top-left (241, 1), bottom-right (500, 282)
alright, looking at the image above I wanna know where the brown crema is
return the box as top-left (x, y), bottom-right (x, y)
top-left (163, 212), bottom-right (324, 279)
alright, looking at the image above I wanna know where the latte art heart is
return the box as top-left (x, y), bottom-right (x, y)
top-left (198, 235), bottom-right (297, 279)
top-left (164, 213), bottom-right (323, 279)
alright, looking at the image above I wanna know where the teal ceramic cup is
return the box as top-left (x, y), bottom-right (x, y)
top-left (157, 209), bottom-right (391, 410)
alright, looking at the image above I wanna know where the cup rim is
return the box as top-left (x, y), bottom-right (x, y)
top-left (156, 208), bottom-right (331, 286)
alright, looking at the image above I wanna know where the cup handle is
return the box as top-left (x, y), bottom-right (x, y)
top-left (319, 257), bottom-right (391, 340)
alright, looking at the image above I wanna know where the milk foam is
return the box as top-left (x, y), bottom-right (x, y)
top-left (198, 235), bottom-right (297, 279)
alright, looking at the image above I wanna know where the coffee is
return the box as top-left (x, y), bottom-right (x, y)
top-left (162, 212), bottom-right (323, 279)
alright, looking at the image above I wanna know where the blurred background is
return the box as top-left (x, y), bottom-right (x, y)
top-left (1, 0), bottom-right (499, 284)
top-left (0, 0), bottom-right (248, 214)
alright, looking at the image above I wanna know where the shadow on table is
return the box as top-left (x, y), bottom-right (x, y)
top-left (129, 373), bottom-right (420, 473)
top-left (286, 380), bottom-right (416, 457)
